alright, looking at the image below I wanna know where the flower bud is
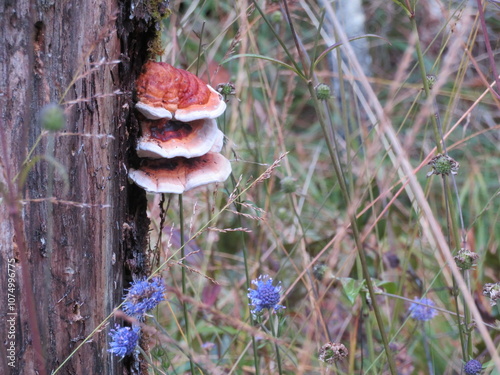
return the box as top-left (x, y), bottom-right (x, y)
top-left (454, 248), bottom-right (479, 270)
top-left (280, 176), bottom-right (296, 194)
top-left (313, 263), bottom-right (328, 281)
top-left (426, 74), bottom-right (437, 89)
top-left (216, 82), bottom-right (236, 97)
top-left (315, 84), bottom-right (331, 101)
top-left (41, 103), bottom-right (65, 132)
top-left (319, 342), bottom-right (348, 365)
top-left (271, 11), bottom-right (283, 23)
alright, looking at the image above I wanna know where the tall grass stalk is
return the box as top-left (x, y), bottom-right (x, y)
top-left (308, 82), bottom-right (398, 375)
top-left (178, 194), bottom-right (196, 373)
top-left (412, 7), bottom-right (476, 362)
top-left (234, 178), bottom-right (261, 375)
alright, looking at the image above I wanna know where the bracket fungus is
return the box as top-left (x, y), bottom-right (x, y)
top-left (136, 118), bottom-right (223, 159)
top-left (135, 61), bottom-right (226, 121)
top-left (128, 153), bottom-right (232, 194)
top-left (130, 61), bottom-right (231, 194)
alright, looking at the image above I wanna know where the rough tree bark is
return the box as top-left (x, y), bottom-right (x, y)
top-left (0, 0), bottom-right (160, 374)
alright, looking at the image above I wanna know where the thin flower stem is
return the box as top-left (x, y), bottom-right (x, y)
top-left (287, 194), bottom-right (333, 342)
top-left (274, 0), bottom-right (397, 368)
top-left (362, 302), bottom-right (377, 374)
top-left (251, 0), bottom-right (304, 78)
top-left (323, 95), bottom-right (366, 295)
top-left (443, 177), bottom-right (468, 359)
top-left (422, 326), bottom-right (435, 375)
top-left (414, 5), bottom-right (474, 361)
top-left (308, 81), bottom-right (397, 375)
top-left (281, 0), bottom-right (308, 72)
top-left (451, 276), bottom-right (468, 358)
top-left (226, 111), bottom-right (261, 374)
top-left (237, 185), bottom-right (261, 375)
top-left (272, 315), bottom-right (284, 375)
top-left (332, 28), bottom-right (354, 198)
top-left (464, 270), bottom-right (473, 359)
top-left (411, 16), bottom-right (442, 154)
top-left (179, 194), bottom-right (196, 374)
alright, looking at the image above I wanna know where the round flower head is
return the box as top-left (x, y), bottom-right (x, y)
top-left (280, 176), bottom-right (297, 194)
top-left (454, 248), bottom-right (479, 270)
top-left (464, 359), bottom-right (482, 375)
top-left (123, 277), bottom-right (166, 318)
top-left (108, 325), bottom-right (140, 358)
top-left (426, 153), bottom-right (459, 177)
top-left (248, 275), bottom-right (285, 315)
top-left (216, 82), bottom-right (236, 97)
top-left (41, 103), bottom-right (65, 131)
top-left (409, 297), bottom-right (438, 321)
top-left (315, 83), bottom-right (332, 101)
top-left (319, 342), bottom-right (348, 365)
top-left (482, 282), bottom-right (500, 306)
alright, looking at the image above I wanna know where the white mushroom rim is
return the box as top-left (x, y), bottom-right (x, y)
top-left (128, 152), bottom-right (232, 194)
top-left (173, 85), bottom-right (226, 122)
top-left (136, 118), bottom-right (223, 159)
top-left (135, 102), bottom-right (173, 120)
top-left (135, 85), bottom-right (226, 122)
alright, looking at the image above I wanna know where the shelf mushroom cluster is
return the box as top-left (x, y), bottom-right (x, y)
top-left (128, 61), bottom-right (231, 194)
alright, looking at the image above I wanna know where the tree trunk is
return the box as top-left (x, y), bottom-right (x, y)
top-left (0, 1), bottom-right (158, 373)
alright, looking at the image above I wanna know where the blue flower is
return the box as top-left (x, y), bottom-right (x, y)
top-left (248, 275), bottom-right (285, 315)
top-left (409, 297), bottom-right (438, 321)
top-left (108, 325), bottom-right (140, 358)
top-left (123, 277), bottom-right (166, 318)
top-left (464, 359), bottom-right (482, 375)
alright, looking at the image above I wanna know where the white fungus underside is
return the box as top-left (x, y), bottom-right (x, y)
top-left (128, 153), bottom-right (232, 194)
top-left (136, 120), bottom-right (223, 159)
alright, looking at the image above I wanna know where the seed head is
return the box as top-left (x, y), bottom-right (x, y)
top-left (482, 282), bottom-right (500, 306)
top-left (427, 154), bottom-right (459, 177)
top-left (454, 248), bottom-right (479, 270)
top-left (315, 84), bottom-right (331, 101)
top-left (216, 83), bottom-right (236, 98)
top-left (280, 176), bottom-right (297, 194)
top-left (313, 263), bottom-right (328, 281)
top-left (319, 342), bottom-right (348, 365)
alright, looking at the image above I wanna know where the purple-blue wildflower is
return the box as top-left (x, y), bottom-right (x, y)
top-left (248, 275), bottom-right (285, 315)
top-left (108, 325), bottom-right (140, 358)
top-left (123, 277), bottom-right (166, 317)
top-left (464, 359), bottom-right (482, 375)
top-left (409, 297), bottom-right (438, 321)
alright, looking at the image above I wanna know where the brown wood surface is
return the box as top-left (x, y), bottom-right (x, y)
top-left (0, 0), bottom-right (159, 373)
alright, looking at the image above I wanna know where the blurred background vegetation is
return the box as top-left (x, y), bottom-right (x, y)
top-left (138, 1), bottom-right (500, 374)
